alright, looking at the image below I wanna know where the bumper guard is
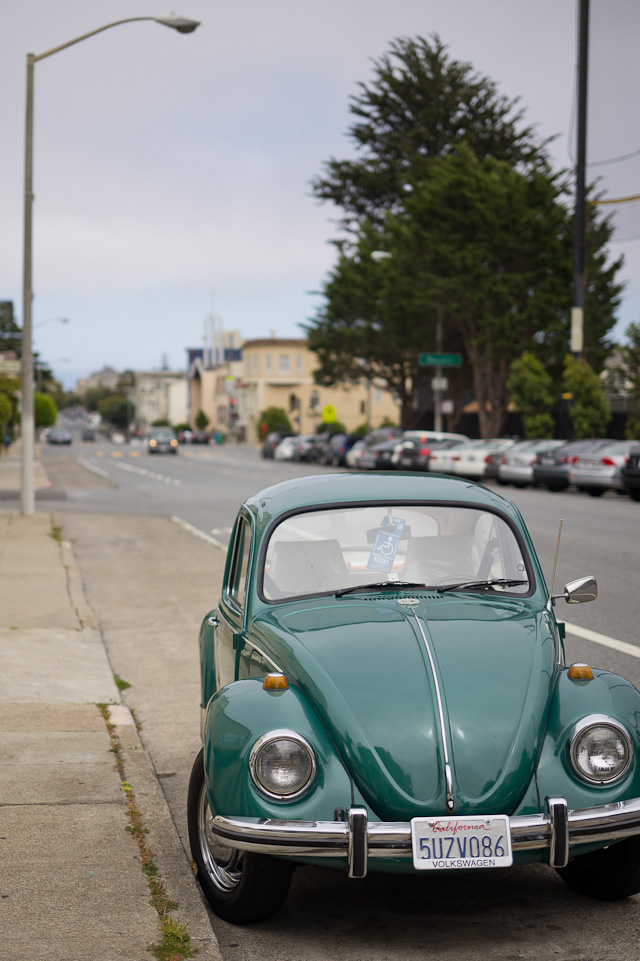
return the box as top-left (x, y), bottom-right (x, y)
top-left (212, 795), bottom-right (640, 877)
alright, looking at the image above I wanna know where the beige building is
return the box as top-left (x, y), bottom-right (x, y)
top-left (188, 354), bottom-right (244, 434)
top-left (76, 366), bottom-right (121, 396)
top-left (0, 351), bottom-right (20, 377)
top-left (241, 338), bottom-right (399, 441)
top-left (133, 370), bottom-right (188, 430)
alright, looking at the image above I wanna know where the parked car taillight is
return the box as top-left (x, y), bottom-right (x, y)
top-left (571, 455), bottom-right (580, 464)
top-left (420, 447), bottom-right (431, 456)
top-left (501, 455), bottom-right (507, 464)
top-left (601, 457), bottom-right (616, 466)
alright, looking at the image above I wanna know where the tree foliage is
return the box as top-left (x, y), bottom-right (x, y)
top-left (195, 409), bottom-right (210, 430)
top-left (312, 35), bottom-right (544, 232)
top-left (0, 393), bottom-right (12, 431)
top-left (97, 394), bottom-right (130, 430)
top-left (307, 35), bottom-right (623, 434)
top-left (507, 352), bottom-right (555, 438)
top-left (257, 407), bottom-right (292, 439)
top-left (34, 393), bottom-right (57, 429)
top-left (0, 301), bottom-right (21, 353)
top-left (617, 322), bottom-right (640, 438)
top-left (562, 355), bottom-right (610, 438)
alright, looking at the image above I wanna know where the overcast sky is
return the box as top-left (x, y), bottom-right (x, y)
top-left (2, 1), bottom-right (639, 389)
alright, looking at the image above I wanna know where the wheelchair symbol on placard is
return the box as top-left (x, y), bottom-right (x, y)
top-left (377, 536), bottom-right (395, 557)
top-left (367, 517), bottom-right (406, 573)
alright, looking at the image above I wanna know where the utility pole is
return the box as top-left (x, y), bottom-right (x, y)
top-left (572, 0), bottom-right (590, 358)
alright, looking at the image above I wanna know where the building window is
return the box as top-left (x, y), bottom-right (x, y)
top-left (265, 354), bottom-right (272, 374)
top-left (374, 388), bottom-right (382, 403)
top-left (296, 354), bottom-right (303, 373)
top-left (251, 354), bottom-right (258, 374)
top-left (278, 354), bottom-right (291, 374)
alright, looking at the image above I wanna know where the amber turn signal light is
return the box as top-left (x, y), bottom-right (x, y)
top-left (568, 663), bottom-right (594, 680)
top-left (263, 673), bottom-right (288, 690)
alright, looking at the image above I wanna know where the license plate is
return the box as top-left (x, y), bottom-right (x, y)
top-left (411, 815), bottom-right (512, 870)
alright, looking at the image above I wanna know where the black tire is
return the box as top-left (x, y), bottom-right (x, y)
top-left (187, 749), bottom-right (294, 923)
top-left (587, 487), bottom-right (604, 497)
top-left (546, 483), bottom-right (568, 493)
top-left (556, 836), bottom-right (640, 901)
top-left (629, 489), bottom-right (640, 502)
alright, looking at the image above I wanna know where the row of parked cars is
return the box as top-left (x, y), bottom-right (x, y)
top-left (264, 427), bottom-right (640, 500)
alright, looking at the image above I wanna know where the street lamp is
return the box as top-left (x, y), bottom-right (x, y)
top-left (34, 317), bottom-right (69, 329)
top-left (20, 14), bottom-right (200, 515)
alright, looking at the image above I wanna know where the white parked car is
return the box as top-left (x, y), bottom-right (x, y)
top-left (345, 439), bottom-right (366, 468)
top-left (273, 437), bottom-right (297, 461)
top-left (428, 439), bottom-right (487, 475)
top-left (448, 438), bottom-right (516, 479)
top-left (390, 429), bottom-right (469, 465)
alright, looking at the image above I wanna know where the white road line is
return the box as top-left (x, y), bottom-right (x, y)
top-left (565, 621), bottom-right (640, 659)
top-left (111, 461), bottom-right (181, 485)
top-left (171, 516), bottom-right (227, 550)
top-left (76, 457), bottom-right (111, 479)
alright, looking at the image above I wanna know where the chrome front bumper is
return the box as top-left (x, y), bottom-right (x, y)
top-left (212, 796), bottom-right (640, 878)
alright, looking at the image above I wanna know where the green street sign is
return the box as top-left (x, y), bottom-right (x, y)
top-left (418, 352), bottom-right (462, 368)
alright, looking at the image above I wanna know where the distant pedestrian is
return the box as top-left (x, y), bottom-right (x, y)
top-left (3, 431), bottom-right (11, 452)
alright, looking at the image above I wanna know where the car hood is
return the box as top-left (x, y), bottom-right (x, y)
top-left (252, 594), bottom-right (557, 820)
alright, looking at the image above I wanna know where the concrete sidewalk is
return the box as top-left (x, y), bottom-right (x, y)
top-left (0, 446), bottom-right (222, 961)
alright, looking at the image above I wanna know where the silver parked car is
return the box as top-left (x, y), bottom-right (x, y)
top-left (569, 440), bottom-right (636, 496)
top-left (498, 439), bottom-right (563, 488)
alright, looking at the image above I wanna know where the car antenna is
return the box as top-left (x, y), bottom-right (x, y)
top-left (549, 519), bottom-right (563, 604)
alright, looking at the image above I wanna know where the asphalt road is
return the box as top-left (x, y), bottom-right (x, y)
top-left (40, 428), bottom-right (640, 652)
top-left (38, 424), bottom-right (640, 961)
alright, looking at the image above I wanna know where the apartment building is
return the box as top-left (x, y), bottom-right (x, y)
top-left (241, 338), bottom-right (399, 440)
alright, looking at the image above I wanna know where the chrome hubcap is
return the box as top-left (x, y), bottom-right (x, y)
top-left (197, 781), bottom-right (243, 892)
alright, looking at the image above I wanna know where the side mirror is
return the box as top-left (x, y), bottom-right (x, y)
top-left (557, 575), bottom-right (598, 605)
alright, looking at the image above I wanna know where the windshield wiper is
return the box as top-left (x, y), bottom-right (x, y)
top-left (335, 580), bottom-right (429, 598)
top-left (436, 578), bottom-right (529, 594)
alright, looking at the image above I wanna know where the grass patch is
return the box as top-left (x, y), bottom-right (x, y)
top-left (98, 704), bottom-right (197, 960)
top-left (49, 522), bottom-right (63, 543)
top-left (114, 674), bottom-right (132, 692)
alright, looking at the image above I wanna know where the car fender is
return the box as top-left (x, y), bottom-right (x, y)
top-left (202, 677), bottom-right (359, 821)
top-left (534, 668), bottom-right (640, 809)
top-left (198, 610), bottom-right (217, 710)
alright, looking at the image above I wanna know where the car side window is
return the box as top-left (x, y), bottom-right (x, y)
top-left (228, 516), bottom-right (251, 610)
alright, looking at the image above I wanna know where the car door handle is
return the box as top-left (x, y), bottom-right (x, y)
top-left (207, 615), bottom-right (219, 627)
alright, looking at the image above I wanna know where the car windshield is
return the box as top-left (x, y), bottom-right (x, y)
top-left (262, 504), bottom-right (530, 600)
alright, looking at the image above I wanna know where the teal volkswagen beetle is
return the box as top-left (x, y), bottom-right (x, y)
top-left (187, 472), bottom-right (640, 923)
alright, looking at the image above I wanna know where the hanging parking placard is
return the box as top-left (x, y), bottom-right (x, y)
top-left (322, 404), bottom-right (337, 423)
top-left (367, 518), bottom-right (406, 574)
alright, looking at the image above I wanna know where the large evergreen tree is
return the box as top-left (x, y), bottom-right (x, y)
top-left (312, 35), bottom-right (544, 232)
top-left (307, 36), bottom-right (623, 433)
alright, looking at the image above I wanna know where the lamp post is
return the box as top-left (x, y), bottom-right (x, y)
top-left (571, 0), bottom-right (589, 358)
top-left (20, 14), bottom-right (200, 515)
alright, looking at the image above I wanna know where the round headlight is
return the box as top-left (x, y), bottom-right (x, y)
top-left (249, 730), bottom-right (316, 800)
top-left (569, 715), bottom-right (633, 784)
